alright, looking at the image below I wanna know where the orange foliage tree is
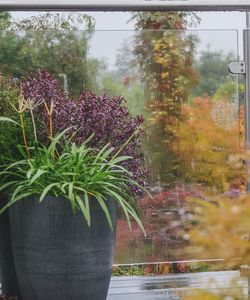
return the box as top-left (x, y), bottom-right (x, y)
top-left (178, 96), bottom-right (244, 192)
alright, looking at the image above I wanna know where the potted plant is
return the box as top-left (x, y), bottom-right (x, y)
top-left (0, 71), bottom-right (148, 300)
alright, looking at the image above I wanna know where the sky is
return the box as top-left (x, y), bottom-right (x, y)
top-left (11, 11), bottom-right (248, 67)
top-left (12, 11), bottom-right (247, 30)
top-left (86, 11), bottom-right (246, 67)
top-left (86, 11), bottom-right (247, 30)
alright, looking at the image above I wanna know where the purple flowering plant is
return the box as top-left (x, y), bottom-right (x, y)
top-left (22, 70), bottom-right (147, 195)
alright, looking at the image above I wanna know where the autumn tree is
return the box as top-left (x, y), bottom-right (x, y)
top-left (178, 96), bottom-right (244, 192)
top-left (132, 12), bottom-right (200, 188)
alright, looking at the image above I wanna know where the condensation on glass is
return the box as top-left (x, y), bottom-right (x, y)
top-left (0, 29), bottom-right (241, 265)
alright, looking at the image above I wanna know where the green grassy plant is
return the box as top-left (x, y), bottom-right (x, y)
top-left (0, 127), bottom-right (147, 233)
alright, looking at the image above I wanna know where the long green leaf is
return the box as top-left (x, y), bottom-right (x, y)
top-left (48, 127), bottom-right (73, 157)
top-left (17, 144), bottom-right (29, 158)
top-left (108, 156), bottom-right (132, 165)
top-left (39, 183), bottom-right (59, 202)
top-left (104, 189), bottom-right (131, 230)
top-left (75, 194), bottom-right (90, 227)
top-left (4, 160), bottom-right (28, 171)
top-left (84, 191), bottom-right (90, 225)
top-left (29, 169), bottom-right (47, 185)
top-left (0, 181), bottom-right (18, 192)
top-left (68, 182), bottom-right (76, 214)
top-left (94, 193), bottom-right (113, 230)
top-left (0, 117), bottom-right (20, 126)
top-left (0, 191), bottom-right (34, 214)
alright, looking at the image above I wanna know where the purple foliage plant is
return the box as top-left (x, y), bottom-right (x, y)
top-left (22, 70), bottom-right (147, 195)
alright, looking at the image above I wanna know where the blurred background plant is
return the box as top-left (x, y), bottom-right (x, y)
top-left (115, 185), bottom-right (205, 263)
top-left (112, 261), bottom-right (212, 276)
top-left (187, 194), bottom-right (250, 268)
top-left (0, 11), bottom-right (98, 97)
top-left (177, 192), bottom-right (250, 299)
top-left (178, 96), bottom-right (245, 192)
top-left (0, 11), bottom-right (94, 31)
top-left (183, 288), bottom-right (244, 300)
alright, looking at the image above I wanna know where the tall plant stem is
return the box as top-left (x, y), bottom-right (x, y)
top-left (112, 126), bottom-right (141, 160)
top-left (30, 109), bottom-right (38, 143)
top-left (49, 114), bottom-right (53, 142)
top-left (42, 99), bottom-right (54, 141)
top-left (19, 112), bottom-right (31, 159)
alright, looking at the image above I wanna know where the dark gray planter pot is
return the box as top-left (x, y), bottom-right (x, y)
top-left (0, 197), bottom-right (21, 298)
top-left (9, 196), bottom-right (117, 300)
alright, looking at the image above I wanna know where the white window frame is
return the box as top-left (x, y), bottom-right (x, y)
top-left (0, 0), bottom-right (250, 12)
